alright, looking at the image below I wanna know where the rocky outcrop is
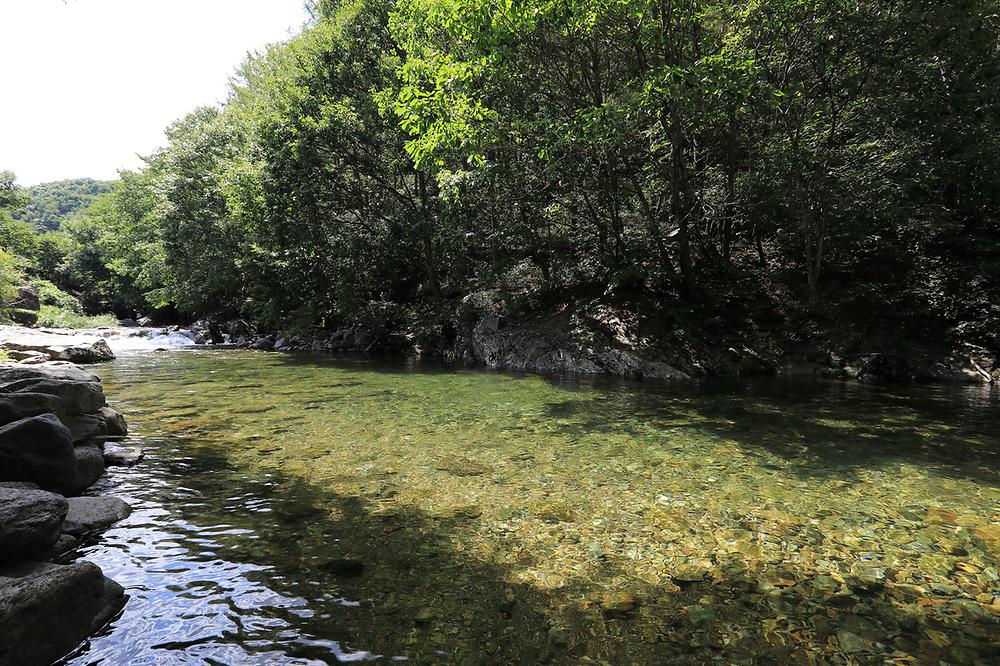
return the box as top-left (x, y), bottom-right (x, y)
top-left (0, 359), bottom-right (134, 666)
top-left (0, 326), bottom-right (115, 363)
top-left (0, 561), bottom-right (126, 666)
top-left (468, 316), bottom-right (691, 381)
top-left (0, 362), bottom-right (127, 444)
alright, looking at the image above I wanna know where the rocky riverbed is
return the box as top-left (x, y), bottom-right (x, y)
top-left (0, 359), bottom-right (141, 666)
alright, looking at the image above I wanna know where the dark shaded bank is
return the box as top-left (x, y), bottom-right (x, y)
top-left (181, 290), bottom-right (1000, 386)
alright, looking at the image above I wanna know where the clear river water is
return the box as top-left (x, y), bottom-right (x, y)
top-left (63, 349), bottom-right (998, 664)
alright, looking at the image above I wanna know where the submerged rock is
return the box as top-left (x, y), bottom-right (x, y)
top-left (0, 487), bottom-right (68, 561)
top-left (596, 591), bottom-right (639, 616)
top-left (970, 524), bottom-right (1000, 558)
top-left (320, 559), bottom-right (365, 577)
top-left (62, 496), bottom-right (132, 537)
top-left (0, 561), bottom-right (126, 666)
top-left (433, 455), bottom-right (491, 476)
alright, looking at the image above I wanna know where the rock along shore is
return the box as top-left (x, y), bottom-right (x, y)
top-left (0, 359), bottom-right (141, 666)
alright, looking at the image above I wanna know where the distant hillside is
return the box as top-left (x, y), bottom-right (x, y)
top-left (13, 178), bottom-right (116, 231)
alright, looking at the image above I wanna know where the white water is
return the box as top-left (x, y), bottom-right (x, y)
top-left (80, 327), bottom-right (199, 353)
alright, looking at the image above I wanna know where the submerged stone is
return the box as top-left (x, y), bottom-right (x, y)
top-left (320, 558), bottom-right (365, 577)
top-left (433, 455), bottom-right (490, 476)
top-left (970, 524), bottom-right (1000, 557)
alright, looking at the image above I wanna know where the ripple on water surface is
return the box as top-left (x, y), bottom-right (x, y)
top-left (65, 349), bottom-right (999, 664)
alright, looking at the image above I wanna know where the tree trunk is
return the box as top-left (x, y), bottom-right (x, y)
top-left (669, 114), bottom-right (694, 298)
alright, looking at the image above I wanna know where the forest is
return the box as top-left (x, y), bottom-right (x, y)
top-left (2, 0), bottom-right (999, 362)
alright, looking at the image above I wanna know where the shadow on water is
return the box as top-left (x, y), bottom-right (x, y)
top-left (73, 350), bottom-right (999, 664)
top-left (538, 375), bottom-right (1000, 485)
top-left (77, 433), bottom-right (1000, 664)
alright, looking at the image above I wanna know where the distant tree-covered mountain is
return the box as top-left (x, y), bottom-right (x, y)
top-left (13, 178), bottom-right (116, 231)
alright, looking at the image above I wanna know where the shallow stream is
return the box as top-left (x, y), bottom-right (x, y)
top-left (66, 350), bottom-right (999, 664)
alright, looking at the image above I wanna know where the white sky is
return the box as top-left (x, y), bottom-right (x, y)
top-left (0, 0), bottom-right (309, 186)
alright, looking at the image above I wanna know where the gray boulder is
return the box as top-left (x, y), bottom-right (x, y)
top-left (0, 487), bottom-right (68, 561)
top-left (641, 360), bottom-right (691, 381)
top-left (6, 350), bottom-right (48, 363)
top-left (13, 286), bottom-right (40, 312)
top-left (100, 407), bottom-right (128, 437)
top-left (62, 496), bottom-right (132, 538)
top-left (74, 445), bottom-right (106, 491)
top-left (0, 561), bottom-right (126, 666)
top-left (0, 414), bottom-right (78, 494)
top-left (61, 412), bottom-right (109, 443)
top-left (62, 496), bottom-right (131, 537)
top-left (251, 338), bottom-right (274, 351)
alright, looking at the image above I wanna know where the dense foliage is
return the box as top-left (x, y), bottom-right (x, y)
top-left (4, 0), bottom-right (999, 352)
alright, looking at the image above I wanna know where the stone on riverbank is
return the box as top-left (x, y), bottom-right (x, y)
top-left (0, 487), bottom-right (68, 561)
top-left (251, 337), bottom-right (275, 350)
top-left (62, 496), bottom-right (132, 537)
top-left (101, 406), bottom-right (128, 436)
top-left (74, 445), bottom-right (107, 490)
top-left (0, 414), bottom-right (78, 494)
top-left (0, 561), bottom-right (126, 666)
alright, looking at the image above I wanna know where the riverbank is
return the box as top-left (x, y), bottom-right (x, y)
top-left (4, 310), bottom-right (997, 387)
top-left (0, 358), bottom-right (141, 666)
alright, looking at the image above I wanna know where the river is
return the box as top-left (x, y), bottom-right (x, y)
top-left (64, 348), bottom-right (999, 664)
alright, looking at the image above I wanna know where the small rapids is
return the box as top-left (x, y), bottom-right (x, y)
top-left (78, 327), bottom-right (200, 353)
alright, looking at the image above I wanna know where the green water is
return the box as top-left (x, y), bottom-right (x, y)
top-left (72, 350), bottom-right (998, 664)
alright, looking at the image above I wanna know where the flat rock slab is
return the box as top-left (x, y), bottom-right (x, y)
top-left (102, 444), bottom-right (144, 467)
top-left (0, 487), bottom-right (68, 561)
top-left (0, 560), bottom-right (126, 666)
top-left (0, 327), bottom-right (115, 364)
top-left (62, 496), bottom-right (132, 537)
top-left (0, 361), bottom-right (101, 384)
